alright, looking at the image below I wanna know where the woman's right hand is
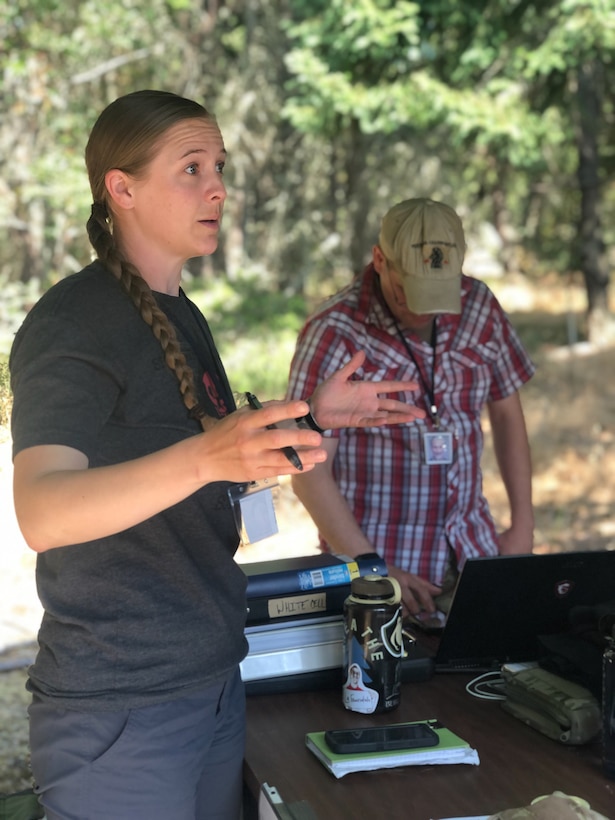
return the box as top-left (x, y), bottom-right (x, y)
top-left (193, 399), bottom-right (327, 485)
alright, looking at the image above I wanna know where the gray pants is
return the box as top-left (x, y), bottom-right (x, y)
top-left (29, 668), bottom-right (245, 820)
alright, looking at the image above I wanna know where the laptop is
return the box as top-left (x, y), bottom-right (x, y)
top-left (413, 550), bottom-right (615, 673)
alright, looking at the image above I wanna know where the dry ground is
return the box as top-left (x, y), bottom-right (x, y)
top-left (0, 275), bottom-right (613, 794)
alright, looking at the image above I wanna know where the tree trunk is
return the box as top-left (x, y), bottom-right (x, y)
top-left (575, 60), bottom-right (612, 344)
top-left (345, 122), bottom-right (371, 276)
top-left (491, 182), bottom-right (519, 274)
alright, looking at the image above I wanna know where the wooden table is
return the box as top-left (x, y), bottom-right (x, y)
top-left (243, 674), bottom-right (614, 819)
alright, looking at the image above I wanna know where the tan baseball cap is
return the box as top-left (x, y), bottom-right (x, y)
top-left (378, 198), bottom-right (465, 315)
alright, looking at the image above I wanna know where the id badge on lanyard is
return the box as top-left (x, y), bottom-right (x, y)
top-left (227, 479), bottom-right (279, 545)
top-left (421, 429), bottom-right (454, 465)
top-left (393, 316), bottom-right (454, 466)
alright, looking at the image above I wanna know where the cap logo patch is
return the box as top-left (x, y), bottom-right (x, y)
top-left (429, 247), bottom-right (444, 269)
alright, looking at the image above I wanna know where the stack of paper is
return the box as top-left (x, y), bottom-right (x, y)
top-left (305, 719), bottom-right (479, 779)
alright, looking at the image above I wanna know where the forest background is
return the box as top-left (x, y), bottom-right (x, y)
top-left (1, 0), bottom-right (615, 567)
top-left (2, 0), bottom-right (615, 356)
top-left (0, 0), bottom-right (615, 793)
top-left (1, 0), bottom-right (615, 552)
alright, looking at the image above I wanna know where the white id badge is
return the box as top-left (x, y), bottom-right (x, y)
top-left (227, 479), bottom-right (279, 545)
top-left (423, 430), bottom-right (454, 465)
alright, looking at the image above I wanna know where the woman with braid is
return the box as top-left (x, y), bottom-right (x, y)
top-left (9, 90), bottom-right (423, 820)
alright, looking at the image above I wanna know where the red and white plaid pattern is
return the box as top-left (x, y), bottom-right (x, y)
top-left (287, 264), bottom-right (535, 585)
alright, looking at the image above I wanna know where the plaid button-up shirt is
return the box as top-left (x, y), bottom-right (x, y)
top-left (287, 264), bottom-right (535, 585)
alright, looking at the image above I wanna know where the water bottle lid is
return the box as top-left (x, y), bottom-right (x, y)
top-left (349, 574), bottom-right (401, 603)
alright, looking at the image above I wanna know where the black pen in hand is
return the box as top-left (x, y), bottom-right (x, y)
top-left (244, 392), bottom-right (303, 471)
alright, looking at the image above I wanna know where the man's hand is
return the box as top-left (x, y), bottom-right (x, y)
top-left (310, 351), bottom-right (426, 430)
top-left (386, 563), bottom-right (442, 616)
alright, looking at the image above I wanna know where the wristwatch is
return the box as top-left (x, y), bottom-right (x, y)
top-left (296, 400), bottom-right (326, 434)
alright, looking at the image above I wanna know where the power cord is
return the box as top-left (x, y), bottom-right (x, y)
top-left (465, 670), bottom-right (507, 701)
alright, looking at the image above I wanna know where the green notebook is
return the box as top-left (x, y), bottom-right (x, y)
top-left (305, 719), bottom-right (479, 779)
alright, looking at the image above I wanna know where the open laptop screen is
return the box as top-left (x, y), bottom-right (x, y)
top-left (431, 550), bottom-right (615, 672)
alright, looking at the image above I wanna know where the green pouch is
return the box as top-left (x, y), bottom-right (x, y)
top-left (0, 790), bottom-right (44, 820)
top-left (501, 663), bottom-right (601, 745)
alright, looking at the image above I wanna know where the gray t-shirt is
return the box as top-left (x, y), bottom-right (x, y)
top-left (10, 261), bottom-right (248, 710)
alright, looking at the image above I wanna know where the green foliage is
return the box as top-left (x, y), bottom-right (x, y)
top-left (0, 0), bottom-right (613, 326)
top-left (283, 0), bottom-right (423, 134)
top-left (0, 0), bottom-right (219, 282)
top-left (283, 0), bottom-right (578, 169)
top-left (0, 358), bottom-right (11, 429)
top-left (187, 272), bottom-right (310, 399)
top-left (522, 0), bottom-right (615, 76)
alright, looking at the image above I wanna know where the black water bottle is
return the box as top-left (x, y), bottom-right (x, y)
top-left (343, 575), bottom-right (403, 714)
top-left (603, 625), bottom-right (615, 780)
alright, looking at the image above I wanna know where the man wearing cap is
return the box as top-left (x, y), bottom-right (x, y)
top-left (287, 198), bottom-right (535, 616)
